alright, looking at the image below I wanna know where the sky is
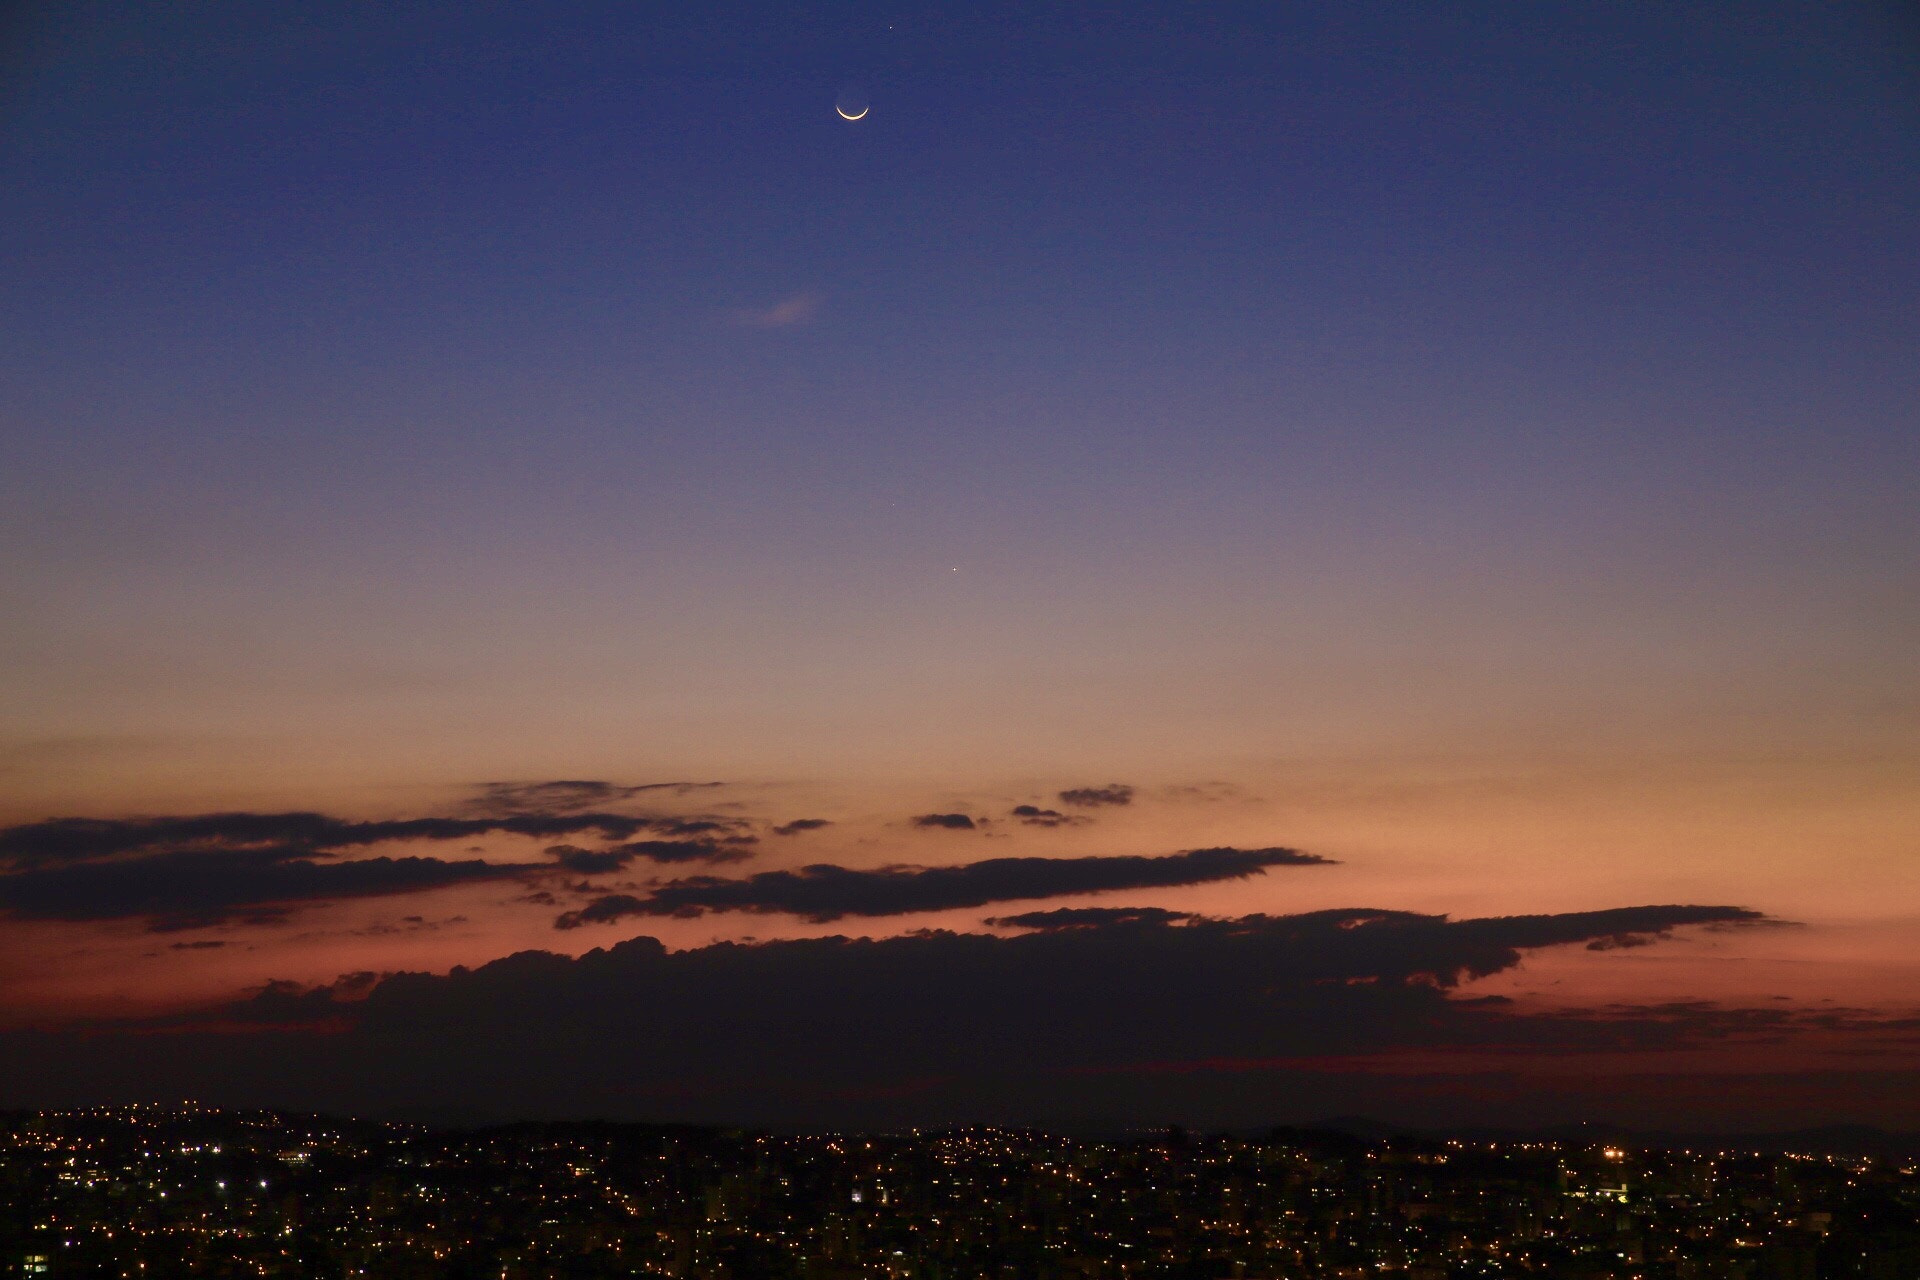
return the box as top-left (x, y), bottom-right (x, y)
top-left (0, 2), bottom-right (1916, 1130)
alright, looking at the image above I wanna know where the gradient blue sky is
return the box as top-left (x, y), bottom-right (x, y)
top-left (0, 3), bottom-right (1915, 1124)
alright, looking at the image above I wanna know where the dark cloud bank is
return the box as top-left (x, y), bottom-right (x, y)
top-left (0, 808), bottom-right (749, 930)
top-left (0, 905), bottom-right (1793, 1128)
top-left (0, 810), bottom-right (736, 868)
top-left (555, 847), bottom-right (1326, 928)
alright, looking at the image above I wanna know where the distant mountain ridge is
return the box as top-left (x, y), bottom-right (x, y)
top-left (1300, 1115), bottom-right (1920, 1159)
top-left (7, 1106), bottom-right (1915, 1157)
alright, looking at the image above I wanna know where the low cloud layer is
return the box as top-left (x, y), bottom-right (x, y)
top-left (555, 847), bottom-right (1330, 928)
top-left (0, 905), bottom-right (1778, 1126)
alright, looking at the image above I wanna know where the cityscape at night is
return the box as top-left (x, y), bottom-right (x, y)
top-left (5, 1107), bottom-right (1920, 1278)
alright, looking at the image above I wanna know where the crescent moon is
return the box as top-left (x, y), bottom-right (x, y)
top-left (836, 104), bottom-right (868, 121)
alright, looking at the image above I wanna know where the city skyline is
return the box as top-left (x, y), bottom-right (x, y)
top-left (5, 1103), bottom-right (1917, 1277)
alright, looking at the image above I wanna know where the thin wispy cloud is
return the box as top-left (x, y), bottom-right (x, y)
top-left (554, 846), bottom-right (1331, 927)
top-left (0, 795), bottom-right (756, 930)
top-left (467, 780), bottom-right (723, 817)
top-left (730, 293), bottom-right (821, 328)
top-left (1059, 785), bottom-right (1134, 808)
top-left (911, 813), bottom-right (977, 831)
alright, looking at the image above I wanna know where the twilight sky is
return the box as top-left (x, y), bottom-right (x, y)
top-left (1, 2), bottom-right (1916, 1129)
